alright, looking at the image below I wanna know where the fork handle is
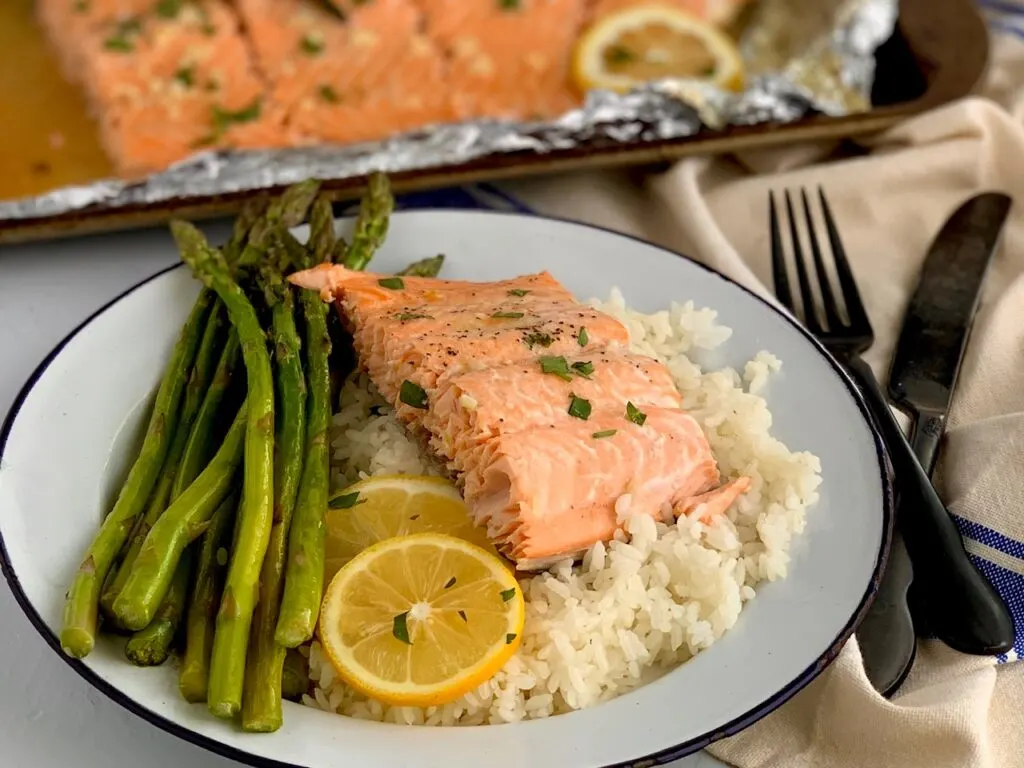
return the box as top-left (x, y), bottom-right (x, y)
top-left (846, 358), bottom-right (1015, 656)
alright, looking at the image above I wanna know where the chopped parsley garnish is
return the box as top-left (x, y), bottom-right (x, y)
top-left (497, 0), bottom-right (520, 9)
top-left (539, 356), bottom-right (572, 381)
top-left (396, 312), bottom-right (431, 321)
top-left (103, 19), bottom-right (141, 53)
top-left (156, 0), bottom-right (183, 18)
top-left (399, 380), bottom-right (428, 410)
top-left (445, 577), bottom-right (457, 589)
top-left (103, 35), bottom-right (134, 52)
top-left (328, 492), bottom-right (360, 509)
top-left (378, 277), bottom-right (405, 290)
top-left (491, 311), bottom-right (525, 319)
top-left (392, 612), bottom-right (412, 645)
top-left (606, 45), bottom-right (635, 64)
top-left (571, 361), bottom-right (594, 378)
top-left (568, 394), bottom-right (591, 420)
top-left (702, 65), bottom-right (717, 77)
top-left (73, 0), bottom-right (90, 12)
top-left (174, 66), bottom-right (195, 88)
top-left (458, 610), bottom-right (468, 622)
top-left (318, 84), bottom-right (340, 103)
top-left (592, 429), bottom-right (617, 439)
top-left (197, 99), bottom-right (262, 145)
top-left (300, 35), bottom-right (325, 55)
top-left (507, 288), bottom-right (530, 297)
top-left (524, 331), bottom-right (554, 349)
top-left (500, 587), bottom-right (516, 602)
top-left (505, 633), bottom-right (518, 644)
top-left (626, 401), bottom-right (647, 426)
top-left (577, 327), bottom-right (589, 346)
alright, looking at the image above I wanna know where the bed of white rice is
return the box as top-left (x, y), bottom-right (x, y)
top-left (301, 289), bottom-right (822, 726)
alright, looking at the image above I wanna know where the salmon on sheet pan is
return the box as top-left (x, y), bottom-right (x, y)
top-left (290, 264), bottom-right (749, 568)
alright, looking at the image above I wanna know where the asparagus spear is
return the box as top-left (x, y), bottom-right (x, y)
top-left (124, 548), bottom-right (193, 666)
top-left (101, 303), bottom-right (228, 618)
top-left (60, 290), bottom-right (214, 658)
top-left (281, 648), bottom-right (309, 701)
top-left (241, 239), bottom-right (309, 732)
top-left (178, 491), bottom-right (238, 702)
top-left (176, 333), bottom-right (242, 500)
top-left (275, 199), bottom-right (336, 649)
top-left (173, 221), bottom-right (277, 720)
top-left (111, 401), bottom-right (247, 630)
top-left (238, 180), bottom-right (321, 269)
top-left (223, 198), bottom-right (269, 265)
top-left (397, 254), bottom-right (445, 277)
top-left (342, 172), bottom-right (393, 271)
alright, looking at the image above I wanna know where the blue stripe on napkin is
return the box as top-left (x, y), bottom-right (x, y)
top-left (954, 515), bottom-right (1024, 663)
top-left (979, 0), bottom-right (1024, 39)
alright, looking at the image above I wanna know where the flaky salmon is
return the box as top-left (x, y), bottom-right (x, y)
top-left (289, 264), bottom-right (748, 568)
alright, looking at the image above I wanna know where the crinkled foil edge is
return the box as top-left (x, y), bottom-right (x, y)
top-left (0, 0), bottom-right (897, 223)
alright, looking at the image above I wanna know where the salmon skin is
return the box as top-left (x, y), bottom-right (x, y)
top-left (289, 264), bottom-right (749, 568)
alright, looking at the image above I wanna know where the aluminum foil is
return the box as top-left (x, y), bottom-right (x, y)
top-left (0, 0), bottom-right (898, 223)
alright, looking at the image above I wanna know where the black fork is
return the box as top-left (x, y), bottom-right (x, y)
top-left (770, 189), bottom-right (1015, 678)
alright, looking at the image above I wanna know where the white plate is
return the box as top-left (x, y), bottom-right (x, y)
top-left (0, 211), bottom-right (891, 768)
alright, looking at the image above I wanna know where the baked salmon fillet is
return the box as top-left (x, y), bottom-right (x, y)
top-left (289, 264), bottom-right (748, 568)
top-left (36, 0), bottom-right (283, 176)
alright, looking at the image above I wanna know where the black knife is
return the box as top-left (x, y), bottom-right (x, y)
top-left (886, 192), bottom-right (1014, 658)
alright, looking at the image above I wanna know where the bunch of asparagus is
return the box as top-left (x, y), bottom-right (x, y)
top-left (58, 174), bottom-right (442, 732)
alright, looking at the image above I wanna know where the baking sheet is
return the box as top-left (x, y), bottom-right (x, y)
top-left (0, 0), bottom-right (897, 225)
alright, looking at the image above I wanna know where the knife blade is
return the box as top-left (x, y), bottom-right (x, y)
top-left (857, 193), bottom-right (1012, 695)
top-left (888, 192), bottom-right (1012, 472)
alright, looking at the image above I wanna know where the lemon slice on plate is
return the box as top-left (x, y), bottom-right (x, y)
top-left (571, 4), bottom-right (745, 94)
top-left (324, 475), bottom-right (498, 584)
top-left (319, 532), bottom-right (526, 707)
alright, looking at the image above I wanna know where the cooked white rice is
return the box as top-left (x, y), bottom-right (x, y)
top-left (303, 288), bottom-right (822, 726)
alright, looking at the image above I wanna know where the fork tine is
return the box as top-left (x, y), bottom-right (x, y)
top-left (800, 188), bottom-right (843, 332)
top-left (784, 190), bottom-right (822, 333)
top-left (769, 192), bottom-right (795, 312)
top-left (817, 187), bottom-right (870, 333)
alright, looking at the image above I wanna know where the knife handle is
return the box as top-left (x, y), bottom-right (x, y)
top-left (847, 358), bottom-right (1015, 656)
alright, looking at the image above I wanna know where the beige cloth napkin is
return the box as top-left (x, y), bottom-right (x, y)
top-left (500, 28), bottom-right (1024, 768)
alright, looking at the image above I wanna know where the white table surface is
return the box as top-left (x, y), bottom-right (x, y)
top-left (0, 222), bottom-right (727, 768)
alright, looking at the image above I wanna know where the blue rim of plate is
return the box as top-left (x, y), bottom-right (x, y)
top-left (0, 210), bottom-right (895, 768)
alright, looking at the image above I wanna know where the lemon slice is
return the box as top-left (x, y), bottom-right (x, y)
top-left (571, 4), bottom-right (745, 94)
top-left (324, 475), bottom-right (498, 584)
top-left (319, 532), bottom-right (525, 707)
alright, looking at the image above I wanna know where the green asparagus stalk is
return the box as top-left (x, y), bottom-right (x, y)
top-left (238, 180), bottom-right (321, 269)
top-left (241, 241), bottom-right (309, 732)
top-left (178, 491), bottom-right (238, 702)
top-left (275, 201), bottom-right (336, 649)
top-left (124, 548), bottom-right (193, 666)
top-left (342, 172), bottom-right (393, 271)
top-left (223, 198), bottom-right (269, 265)
top-left (172, 220), bottom-right (277, 720)
top-left (60, 290), bottom-right (214, 658)
top-left (100, 303), bottom-right (228, 618)
top-left (282, 648), bottom-right (309, 701)
top-left (397, 254), bottom-right (445, 277)
top-left (111, 401), bottom-right (247, 630)
top-left (176, 333), bottom-right (242, 499)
